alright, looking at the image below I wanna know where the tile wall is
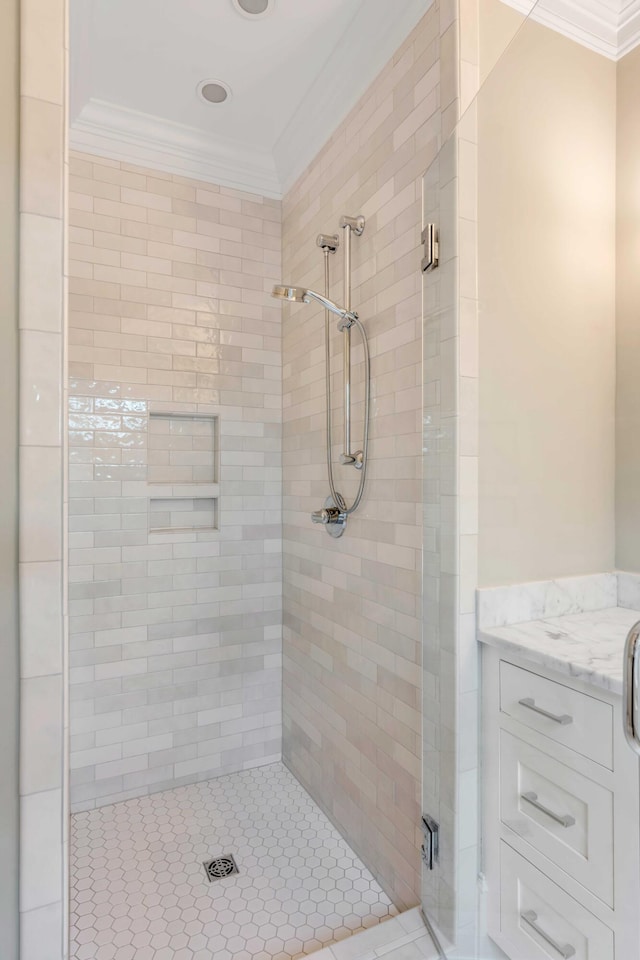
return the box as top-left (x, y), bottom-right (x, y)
top-left (67, 152), bottom-right (283, 810)
top-left (281, 5), bottom-right (441, 910)
top-left (18, 0), bottom-right (68, 955)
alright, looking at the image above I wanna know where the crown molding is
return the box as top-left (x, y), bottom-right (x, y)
top-left (618, 0), bottom-right (640, 56)
top-left (72, 0), bottom-right (638, 205)
top-left (70, 99), bottom-right (282, 199)
top-left (70, 1), bottom-right (434, 201)
top-left (274, 0), bottom-right (433, 195)
top-left (501, 0), bottom-right (640, 59)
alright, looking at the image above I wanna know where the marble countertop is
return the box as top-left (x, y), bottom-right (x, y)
top-left (478, 606), bottom-right (640, 695)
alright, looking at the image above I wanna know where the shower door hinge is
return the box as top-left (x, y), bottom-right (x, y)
top-left (421, 814), bottom-right (439, 870)
top-left (421, 224), bottom-right (439, 272)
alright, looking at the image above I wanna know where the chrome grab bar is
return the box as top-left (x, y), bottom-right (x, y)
top-left (623, 620), bottom-right (640, 756)
top-left (518, 697), bottom-right (573, 725)
top-left (520, 791), bottom-right (575, 828)
top-left (520, 911), bottom-right (575, 958)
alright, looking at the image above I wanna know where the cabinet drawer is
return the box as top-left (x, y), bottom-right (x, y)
top-left (499, 661), bottom-right (613, 768)
top-left (499, 843), bottom-right (614, 960)
top-left (500, 730), bottom-right (614, 905)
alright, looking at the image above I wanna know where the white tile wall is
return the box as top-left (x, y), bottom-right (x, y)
top-left (18, 0), bottom-right (68, 956)
top-left (282, 6), bottom-right (441, 911)
top-left (67, 152), bottom-right (283, 810)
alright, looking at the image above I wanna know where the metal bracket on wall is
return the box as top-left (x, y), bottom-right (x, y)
top-left (421, 224), bottom-right (439, 272)
top-left (421, 814), bottom-right (439, 870)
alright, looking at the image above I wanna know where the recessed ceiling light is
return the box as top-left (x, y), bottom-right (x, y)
top-left (232, 0), bottom-right (274, 19)
top-left (197, 79), bottom-right (232, 105)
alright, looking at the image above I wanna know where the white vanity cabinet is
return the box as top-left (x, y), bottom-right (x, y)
top-left (482, 646), bottom-right (640, 960)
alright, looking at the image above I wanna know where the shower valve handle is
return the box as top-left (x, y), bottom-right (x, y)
top-left (311, 497), bottom-right (347, 538)
top-left (311, 507), bottom-right (342, 525)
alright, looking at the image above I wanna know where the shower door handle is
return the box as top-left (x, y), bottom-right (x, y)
top-left (623, 620), bottom-right (640, 756)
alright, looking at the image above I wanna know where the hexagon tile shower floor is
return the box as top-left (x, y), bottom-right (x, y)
top-left (69, 763), bottom-right (398, 960)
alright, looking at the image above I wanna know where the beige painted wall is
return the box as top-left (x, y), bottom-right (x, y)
top-left (478, 11), bottom-right (617, 586)
top-left (0, 0), bottom-right (20, 953)
top-left (616, 45), bottom-right (640, 573)
top-left (478, 0), bottom-right (524, 86)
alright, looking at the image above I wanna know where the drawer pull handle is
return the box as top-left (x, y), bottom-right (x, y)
top-left (521, 791), bottom-right (576, 828)
top-left (518, 697), bottom-right (573, 725)
top-left (521, 910), bottom-right (576, 958)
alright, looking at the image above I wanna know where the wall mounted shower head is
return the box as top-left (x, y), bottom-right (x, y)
top-left (271, 284), bottom-right (357, 325)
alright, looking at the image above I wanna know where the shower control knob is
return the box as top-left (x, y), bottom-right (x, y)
top-left (311, 507), bottom-right (341, 525)
top-left (311, 496), bottom-right (347, 538)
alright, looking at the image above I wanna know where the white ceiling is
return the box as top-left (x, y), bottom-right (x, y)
top-left (70, 0), bottom-right (430, 197)
top-left (71, 0), bottom-right (366, 149)
top-left (70, 0), bottom-right (640, 199)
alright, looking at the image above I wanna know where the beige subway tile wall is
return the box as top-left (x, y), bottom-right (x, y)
top-left (67, 152), bottom-right (283, 810)
top-left (281, 7), bottom-right (440, 908)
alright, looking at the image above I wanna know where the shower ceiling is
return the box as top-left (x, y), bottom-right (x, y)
top-left (69, 0), bottom-right (429, 196)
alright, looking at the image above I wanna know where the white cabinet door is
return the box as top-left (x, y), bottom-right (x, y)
top-left (499, 843), bottom-right (614, 960)
top-left (500, 729), bottom-right (614, 905)
top-left (500, 661), bottom-right (613, 768)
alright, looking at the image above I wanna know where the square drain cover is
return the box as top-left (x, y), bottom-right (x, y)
top-left (203, 854), bottom-right (239, 882)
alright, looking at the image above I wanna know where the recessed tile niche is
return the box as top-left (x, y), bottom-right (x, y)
top-left (147, 412), bottom-right (219, 533)
top-left (148, 412), bottom-right (218, 485)
top-left (149, 496), bottom-right (218, 533)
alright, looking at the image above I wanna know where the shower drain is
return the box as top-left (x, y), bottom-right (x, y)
top-left (203, 854), bottom-right (239, 882)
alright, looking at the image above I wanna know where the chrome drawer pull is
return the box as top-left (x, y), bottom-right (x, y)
top-left (521, 910), bottom-right (576, 958)
top-left (521, 791), bottom-right (575, 828)
top-left (518, 697), bottom-right (573, 725)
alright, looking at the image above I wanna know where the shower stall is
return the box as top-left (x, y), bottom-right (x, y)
top-left (61, 0), bottom-right (438, 937)
top-left (66, 194), bottom-right (395, 959)
top-left (15, 1), bottom-right (546, 959)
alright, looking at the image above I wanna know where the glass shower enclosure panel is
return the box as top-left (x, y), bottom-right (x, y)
top-left (420, 2), bottom-right (542, 958)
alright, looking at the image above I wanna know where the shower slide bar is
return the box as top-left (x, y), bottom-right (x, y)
top-left (272, 214), bottom-right (370, 537)
top-left (338, 215), bottom-right (365, 469)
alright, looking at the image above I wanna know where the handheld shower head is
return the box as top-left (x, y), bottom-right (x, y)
top-left (271, 284), bottom-right (357, 325)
